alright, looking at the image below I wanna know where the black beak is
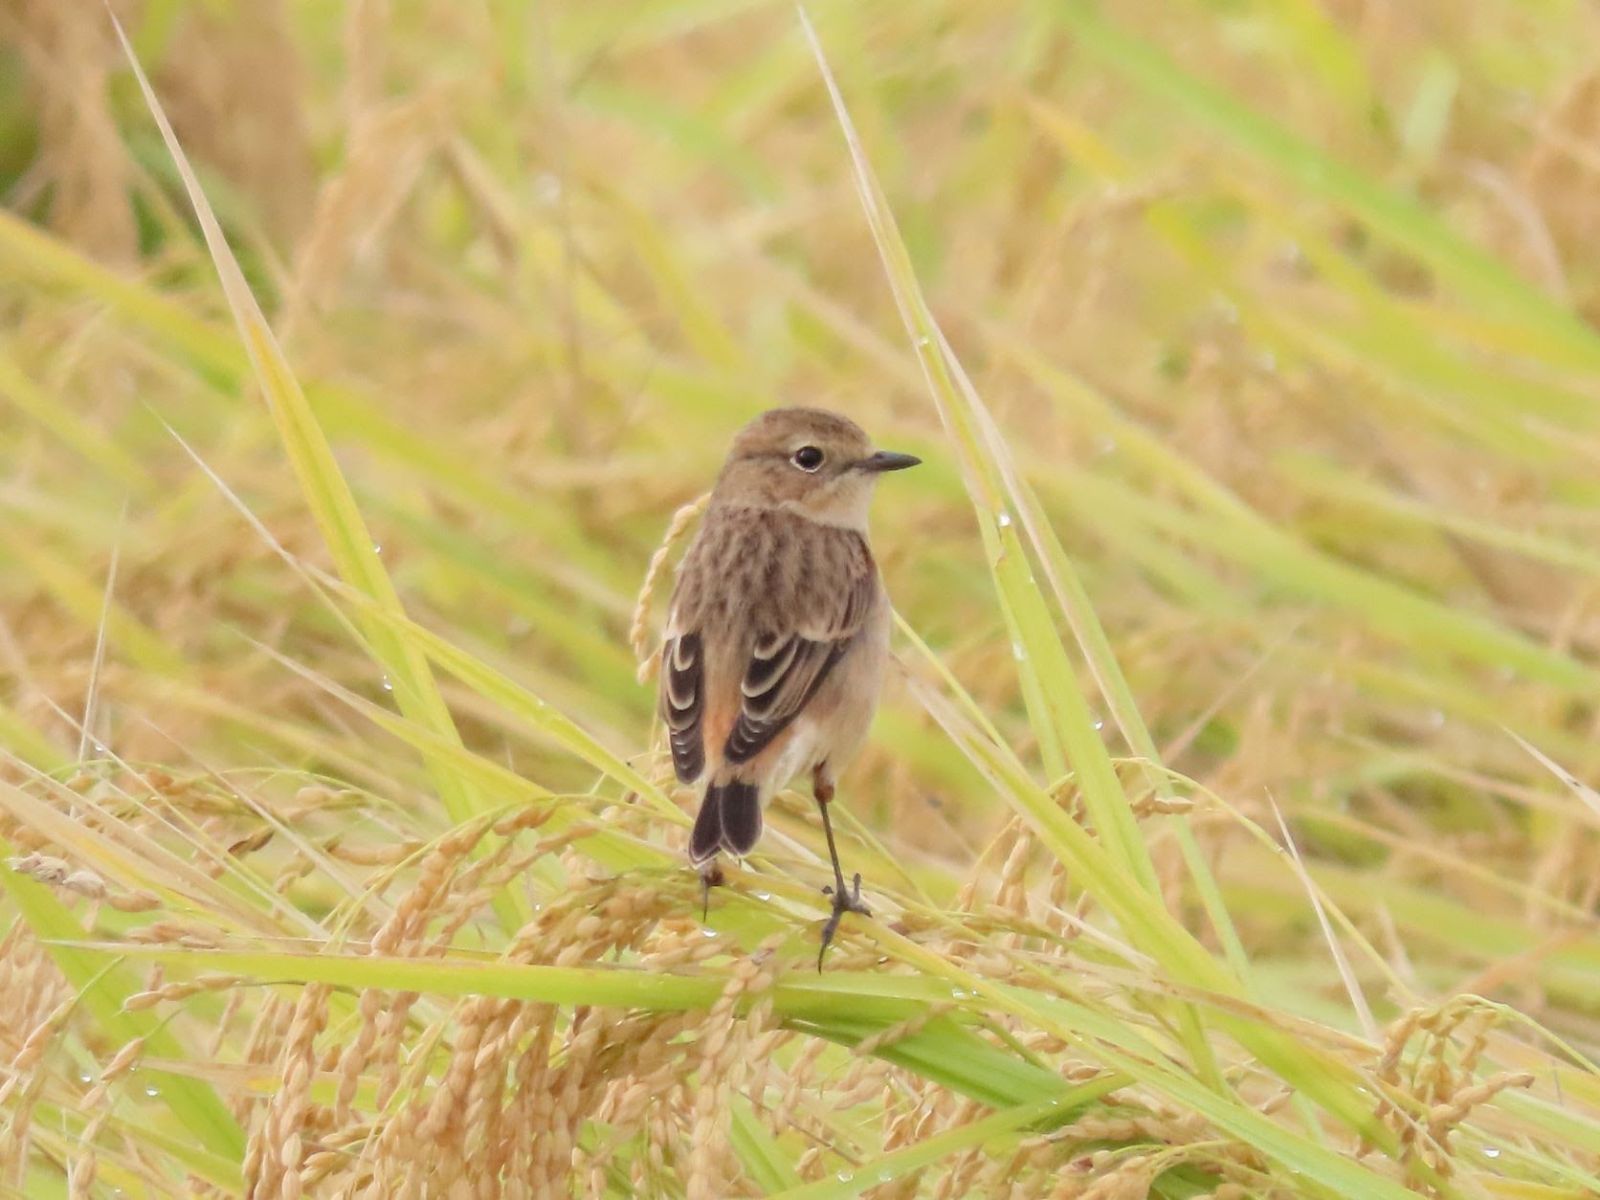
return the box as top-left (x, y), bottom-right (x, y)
top-left (857, 450), bottom-right (922, 473)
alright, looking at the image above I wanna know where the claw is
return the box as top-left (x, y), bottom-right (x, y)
top-left (813, 783), bottom-right (870, 969)
top-left (699, 862), bottom-right (725, 922)
top-left (816, 874), bottom-right (872, 971)
top-left (817, 910), bottom-right (842, 972)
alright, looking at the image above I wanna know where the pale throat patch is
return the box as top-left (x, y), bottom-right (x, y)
top-left (778, 482), bottom-right (874, 530)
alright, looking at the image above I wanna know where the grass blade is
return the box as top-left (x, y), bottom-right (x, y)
top-left (107, 11), bottom-right (486, 827)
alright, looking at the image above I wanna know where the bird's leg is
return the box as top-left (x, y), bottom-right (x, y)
top-left (813, 766), bottom-right (869, 970)
top-left (699, 860), bottom-right (725, 922)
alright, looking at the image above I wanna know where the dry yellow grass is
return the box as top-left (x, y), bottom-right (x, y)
top-left (3, 1), bottom-right (1600, 1197)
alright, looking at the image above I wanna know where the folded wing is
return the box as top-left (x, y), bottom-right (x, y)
top-left (724, 565), bottom-right (875, 764)
top-left (660, 631), bottom-right (705, 783)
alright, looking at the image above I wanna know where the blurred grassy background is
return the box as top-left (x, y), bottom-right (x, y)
top-left (3, 1), bottom-right (1600, 1196)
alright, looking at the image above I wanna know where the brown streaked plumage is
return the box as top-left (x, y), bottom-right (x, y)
top-left (659, 407), bottom-right (919, 965)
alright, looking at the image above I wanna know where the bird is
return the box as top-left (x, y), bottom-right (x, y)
top-left (657, 407), bottom-right (920, 967)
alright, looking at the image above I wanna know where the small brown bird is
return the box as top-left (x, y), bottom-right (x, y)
top-left (659, 408), bottom-right (919, 965)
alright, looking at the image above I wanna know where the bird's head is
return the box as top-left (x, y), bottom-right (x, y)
top-left (712, 407), bottom-right (920, 529)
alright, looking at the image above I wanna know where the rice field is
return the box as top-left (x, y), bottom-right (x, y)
top-left (2, 1), bottom-right (1600, 1196)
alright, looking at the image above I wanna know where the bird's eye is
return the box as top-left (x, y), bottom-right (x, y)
top-left (791, 445), bottom-right (825, 472)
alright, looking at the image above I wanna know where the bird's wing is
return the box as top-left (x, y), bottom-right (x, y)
top-left (723, 556), bottom-right (876, 765)
top-left (660, 630), bottom-right (705, 783)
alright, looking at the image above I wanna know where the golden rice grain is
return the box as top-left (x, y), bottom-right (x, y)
top-left (630, 491), bottom-right (712, 683)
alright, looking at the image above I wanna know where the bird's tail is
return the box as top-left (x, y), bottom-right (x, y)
top-left (689, 777), bottom-right (762, 863)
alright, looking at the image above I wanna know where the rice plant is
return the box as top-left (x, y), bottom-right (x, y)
top-left (2, 2), bottom-right (1599, 1197)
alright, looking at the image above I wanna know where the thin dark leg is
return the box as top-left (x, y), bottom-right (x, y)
top-left (814, 777), bottom-right (869, 971)
top-left (816, 794), bottom-right (850, 897)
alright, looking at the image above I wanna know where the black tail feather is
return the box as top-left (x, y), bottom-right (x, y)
top-left (689, 790), bottom-right (722, 863)
top-left (719, 780), bottom-right (762, 855)
top-left (689, 779), bottom-right (762, 862)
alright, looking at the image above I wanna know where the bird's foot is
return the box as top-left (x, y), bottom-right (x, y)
top-left (699, 862), bottom-right (725, 922)
top-left (817, 872), bottom-right (870, 971)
